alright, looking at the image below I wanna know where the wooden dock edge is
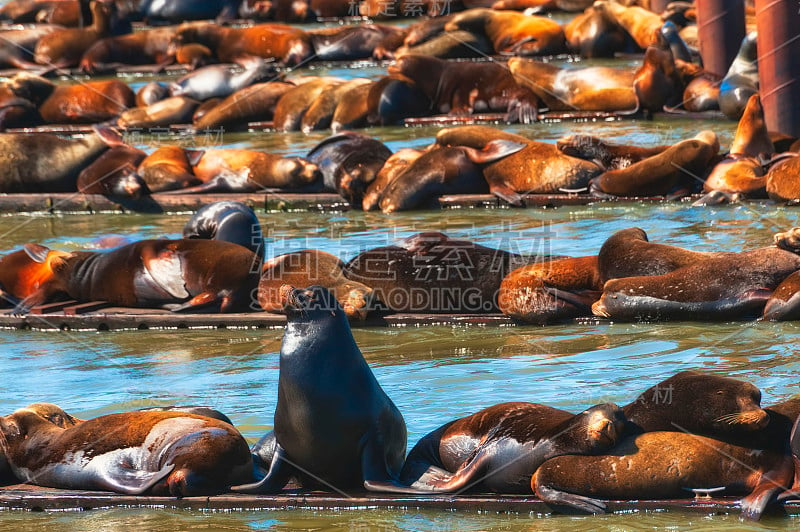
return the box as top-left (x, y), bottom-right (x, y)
top-left (0, 486), bottom-right (798, 515)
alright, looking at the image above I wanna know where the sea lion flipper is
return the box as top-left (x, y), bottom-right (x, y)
top-left (231, 444), bottom-right (293, 494)
top-left (168, 292), bottom-right (221, 312)
top-left (488, 182), bottom-right (524, 206)
top-left (462, 140), bottom-right (526, 164)
top-left (741, 484), bottom-right (784, 520)
top-left (98, 461), bottom-right (175, 495)
top-left (22, 243), bottom-right (51, 263)
top-left (535, 484), bottom-right (607, 514)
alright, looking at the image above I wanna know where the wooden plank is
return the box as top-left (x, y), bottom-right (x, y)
top-left (62, 301), bottom-right (111, 316)
top-left (403, 111), bottom-right (625, 127)
top-left (28, 301), bottom-right (79, 315)
top-left (0, 485), bottom-right (797, 514)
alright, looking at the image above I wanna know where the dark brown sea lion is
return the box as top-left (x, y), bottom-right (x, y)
top-left (172, 21), bottom-right (312, 66)
top-left (305, 132), bottom-right (392, 206)
top-left (434, 125), bottom-right (602, 202)
top-left (193, 81), bottom-right (295, 131)
top-left (117, 96), bottom-right (199, 129)
top-left (234, 285), bottom-right (411, 494)
top-left (532, 431), bottom-right (793, 518)
top-left (258, 251), bottom-right (374, 320)
top-left (182, 200), bottom-right (263, 255)
top-left (563, 0), bottom-right (637, 58)
top-left (593, 245), bottom-right (800, 321)
top-left (11, 239), bottom-right (261, 314)
top-left (388, 55), bottom-right (540, 123)
top-left (508, 57), bottom-right (637, 112)
top-left (590, 131), bottom-right (719, 197)
top-left (76, 144), bottom-right (148, 197)
top-left (79, 26), bottom-right (178, 74)
top-left (9, 73), bottom-right (134, 125)
top-left (0, 409), bottom-right (252, 496)
top-left (398, 402), bottom-right (624, 494)
top-left (137, 146), bottom-right (202, 193)
top-left (344, 232), bottom-right (547, 313)
top-left (33, 0), bottom-right (113, 68)
top-left (0, 126), bottom-right (123, 193)
top-left (443, 8), bottom-right (567, 55)
top-left (556, 134), bottom-right (671, 170)
top-left (376, 141), bottom-right (525, 212)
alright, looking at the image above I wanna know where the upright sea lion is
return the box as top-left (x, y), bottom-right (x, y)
top-left (11, 239), bottom-right (262, 314)
top-left (508, 58), bottom-right (637, 111)
top-left (33, 0), bottom-right (113, 68)
top-left (233, 285), bottom-right (410, 493)
top-left (306, 132), bottom-right (392, 207)
top-left (633, 45), bottom-right (682, 114)
top-left (345, 232), bottom-right (546, 313)
top-left (0, 126), bottom-right (123, 193)
top-left (443, 8), bottom-right (567, 55)
top-left (434, 125), bottom-right (602, 202)
top-left (259, 251), bottom-right (374, 320)
top-left (398, 402), bottom-right (624, 494)
top-left (183, 200), bottom-right (264, 255)
top-left (0, 409), bottom-right (252, 496)
top-left (9, 73), bottom-right (134, 125)
top-left (719, 32), bottom-right (758, 120)
top-left (703, 94), bottom-right (773, 197)
top-left (388, 55), bottom-right (540, 123)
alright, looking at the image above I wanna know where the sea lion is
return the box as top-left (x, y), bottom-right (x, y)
top-left (344, 232), bottom-right (546, 313)
top-left (183, 201), bottom-right (264, 255)
top-left (0, 409), bottom-right (252, 496)
top-left (11, 239), bottom-right (262, 314)
top-left (271, 77), bottom-right (344, 132)
top-left (309, 25), bottom-right (403, 61)
top-left (532, 431), bottom-right (793, 518)
top-left (508, 57), bottom-right (637, 112)
top-left (491, 0), bottom-right (592, 12)
top-left (135, 81), bottom-right (169, 108)
top-left (169, 58), bottom-right (277, 102)
top-left (76, 144), bottom-right (148, 197)
top-left (602, 0), bottom-right (663, 49)
top-left (362, 148), bottom-right (424, 211)
top-left (0, 126), bottom-right (123, 193)
top-left (259, 251), bottom-right (374, 320)
top-left (719, 32), bottom-right (758, 121)
top-left (193, 81), bottom-right (295, 131)
top-left (300, 78), bottom-right (371, 133)
top-left (366, 76), bottom-right (431, 126)
top-left (176, 148), bottom-right (321, 193)
top-left (443, 8), bottom-right (567, 55)
top-left (563, 0), bottom-right (636, 58)
top-left (33, 0), bottom-right (113, 68)
top-left (79, 26), bottom-right (178, 74)
top-left (766, 154), bottom-right (800, 204)
top-left (398, 402), bottom-right (625, 493)
top-left (434, 125), bottom-right (602, 202)
top-left (172, 21), bottom-right (312, 66)
top-left (233, 285), bottom-right (410, 493)
top-left (330, 81), bottom-right (375, 131)
top-left (590, 131), bottom-right (719, 197)
top-left (556, 134), bottom-right (671, 170)
top-left (388, 55), bottom-right (540, 123)
top-left (375, 141), bottom-right (526, 212)
top-left (394, 30), bottom-right (492, 60)
top-left (633, 45), bottom-right (682, 114)
top-left (703, 94), bottom-right (773, 197)
top-left (306, 132), bottom-right (392, 207)
top-left (138, 0), bottom-right (240, 22)
top-left (137, 146), bottom-right (202, 193)
top-left (0, 26), bottom-right (59, 69)
top-left (593, 244), bottom-right (800, 321)
top-left (117, 96), bottom-right (200, 129)
top-left (9, 73), bottom-right (134, 125)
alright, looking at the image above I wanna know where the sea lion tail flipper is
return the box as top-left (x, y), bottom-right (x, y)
top-left (488, 182), bottom-right (524, 206)
top-left (98, 460), bottom-right (175, 495)
top-left (23, 243), bottom-right (51, 263)
top-left (231, 444), bottom-right (294, 494)
top-left (163, 170), bottom-right (253, 195)
top-left (463, 140), bottom-right (527, 164)
top-left (741, 484), bottom-right (785, 521)
top-left (535, 485), bottom-right (607, 515)
top-left (93, 125), bottom-right (126, 148)
top-left (185, 149), bottom-right (206, 166)
top-left (168, 291), bottom-right (231, 312)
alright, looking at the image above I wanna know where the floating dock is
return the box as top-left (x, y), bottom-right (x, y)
top-left (0, 485), bottom-right (798, 515)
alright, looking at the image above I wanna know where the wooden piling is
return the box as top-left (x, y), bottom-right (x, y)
top-left (697, 0), bottom-right (746, 77)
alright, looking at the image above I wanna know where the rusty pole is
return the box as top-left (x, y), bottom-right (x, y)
top-left (649, 0), bottom-right (671, 13)
top-left (755, 0), bottom-right (800, 137)
top-left (696, 0), bottom-right (746, 77)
